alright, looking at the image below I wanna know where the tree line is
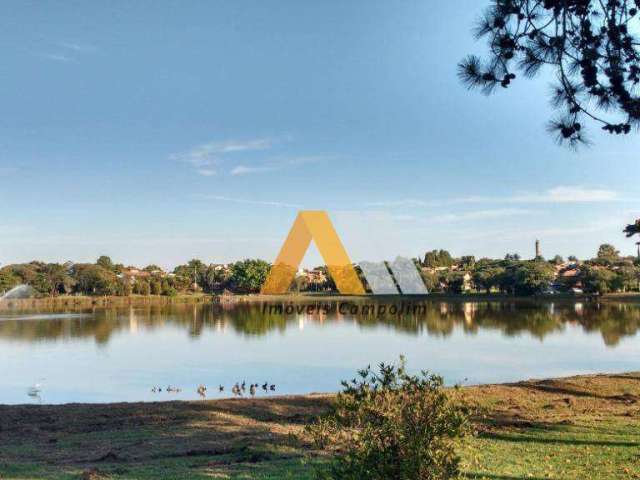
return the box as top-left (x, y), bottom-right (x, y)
top-left (0, 256), bottom-right (270, 298)
top-left (1, 242), bottom-right (639, 298)
top-left (417, 244), bottom-right (640, 296)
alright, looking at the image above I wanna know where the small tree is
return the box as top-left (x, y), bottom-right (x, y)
top-left (308, 357), bottom-right (470, 480)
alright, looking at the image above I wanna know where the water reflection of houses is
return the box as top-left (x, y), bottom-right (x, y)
top-left (128, 306), bottom-right (138, 333)
top-left (118, 268), bottom-right (152, 285)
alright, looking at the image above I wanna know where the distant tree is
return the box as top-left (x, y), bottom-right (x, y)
top-left (229, 259), bottom-right (271, 293)
top-left (96, 256), bottom-right (115, 272)
top-left (174, 259), bottom-right (207, 289)
top-left (73, 264), bottom-right (118, 296)
top-left (143, 264), bottom-right (164, 273)
top-left (582, 266), bottom-right (617, 294)
top-left (40, 263), bottom-right (74, 296)
top-left (203, 265), bottom-right (229, 293)
top-left (504, 253), bottom-right (521, 262)
top-left (134, 279), bottom-right (151, 296)
top-left (551, 255), bottom-right (564, 265)
top-left (461, 1), bottom-right (640, 146)
top-left (568, 255), bottom-right (579, 262)
top-left (514, 261), bottom-right (556, 294)
top-left (9, 263), bottom-right (39, 285)
top-left (613, 266), bottom-right (639, 292)
top-left (459, 255), bottom-right (476, 269)
top-left (30, 273), bottom-right (53, 297)
top-left (419, 270), bottom-right (440, 292)
top-left (423, 250), bottom-right (454, 268)
top-left (445, 272), bottom-right (467, 294)
top-left (473, 264), bottom-right (505, 293)
top-left (115, 278), bottom-right (132, 297)
top-left (596, 243), bottom-right (620, 264)
top-left (0, 268), bottom-right (20, 293)
top-left (149, 277), bottom-right (162, 295)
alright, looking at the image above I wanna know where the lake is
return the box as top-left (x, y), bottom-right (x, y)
top-left (1, 299), bottom-right (639, 404)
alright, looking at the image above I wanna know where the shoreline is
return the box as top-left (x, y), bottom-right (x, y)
top-left (2, 291), bottom-right (640, 311)
top-left (1, 369), bottom-right (637, 408)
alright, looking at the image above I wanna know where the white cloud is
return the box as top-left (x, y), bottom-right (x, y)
top-left (171, 139), bottom-right (272, 163)
top-left (196, 194), bottom-right (301, 209)
top-left (230, 155), bottom-right (328, 176)
top-left (511, 186), bottom-right (619, 203)
top-left (365, 185), bottom-right (621, 209)
top-left (171, 137), bottom-right (331, 177)
top-left (365, 199), bottom-right (433, 208)
top-left (196, 168), bottom-right (217, 177)
top-left (170, 138), bottom-right (274, 176)
top-left (230, 165), bottom-right (276, 176)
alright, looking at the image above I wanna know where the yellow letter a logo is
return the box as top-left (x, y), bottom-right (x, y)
top-left (261, 211), bottom-right (365, 295)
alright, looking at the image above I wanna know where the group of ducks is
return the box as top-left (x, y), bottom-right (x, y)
top-left (150, 385), bottom-right (181, 393)
top-left (230, 381), bottom-right (277, 397)
top-left (151, 381), bottom-right (277, 398)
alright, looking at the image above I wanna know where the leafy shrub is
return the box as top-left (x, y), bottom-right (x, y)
top-left (308, 357), bottom-right (470, 480)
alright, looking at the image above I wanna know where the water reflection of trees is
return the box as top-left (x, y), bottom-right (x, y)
top-left (0, 301), bottom-right (639, 347)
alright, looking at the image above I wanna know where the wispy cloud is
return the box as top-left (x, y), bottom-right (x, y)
top-left (58, 41), bottom-right (97, 53)
top-left (37, 41), bottom-right (98, 64)
top-left (196, 194), bottom-right (301, 209)
top-left (365, 185), bottom-right (622, 208)
top-left (196, 168), bottom-right (217, 177)
top-left (464, 217), bottom-right (623, 242)
top-left (170, 138), bottom-right (274, 176)
top-left (40, 53), bottom-right (75, 63)
top-left (230, 155), bottom-right (326, 176)
top-left (430, 208), bottom-right (535, 223)
top-left (171, 138), bottom-right (328, 177)
top-left (230, 165), bottom-right (277, 176)
top-left (510, 186), bottom-right (619, 203)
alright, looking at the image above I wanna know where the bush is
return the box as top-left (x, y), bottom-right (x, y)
top-left (307, 357), bottom-right (470, 480)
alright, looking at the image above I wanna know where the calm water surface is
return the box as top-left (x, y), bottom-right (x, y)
top-left (0, 299), bottom-right (638, 404)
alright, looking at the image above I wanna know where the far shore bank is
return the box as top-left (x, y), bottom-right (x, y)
top-left (2, 291), bottom-right (640, 311)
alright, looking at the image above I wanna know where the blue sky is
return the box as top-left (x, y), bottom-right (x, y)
top-left (1, 0), bottom-right (639, 268)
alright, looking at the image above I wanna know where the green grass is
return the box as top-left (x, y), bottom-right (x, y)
top-left (3, 421), bottom-right (638, 480)
top-left (0, 373), bottom-right (638, 480)
top-left (460, 419), bottom-right (639, 480)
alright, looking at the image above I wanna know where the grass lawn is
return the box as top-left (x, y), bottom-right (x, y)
top-left (0, 373), bottom-right (638, 480)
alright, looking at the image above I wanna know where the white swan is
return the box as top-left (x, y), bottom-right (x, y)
top-left (27, 378), bottom-right (45, 397)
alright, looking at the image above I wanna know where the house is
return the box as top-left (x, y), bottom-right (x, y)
top-left (118, 268), bottom-right (152, 285)
top-left (552, 265), bottom-right (582, 293)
